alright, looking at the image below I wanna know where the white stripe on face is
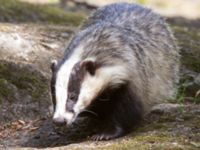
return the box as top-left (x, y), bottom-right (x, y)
top-left (53, 46), bottom-right (84, 122)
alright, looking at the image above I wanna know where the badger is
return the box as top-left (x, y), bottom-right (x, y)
top-left (50, 3), bottom-right (179, 140)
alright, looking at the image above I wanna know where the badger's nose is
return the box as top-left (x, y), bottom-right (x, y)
top-left (53, 116), bottom-right (66, 126)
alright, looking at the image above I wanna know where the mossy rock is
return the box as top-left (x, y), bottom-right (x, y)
top-left (0, 60), bottom-right (51, 124)
top-left (0, 78), bottom-right (11, 101)
top-left (0, 60), bottom-right (48, 100)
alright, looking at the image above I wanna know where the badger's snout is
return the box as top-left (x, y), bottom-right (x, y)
top-left (53, 116), bottom-right (66, 126)
top-left (53, 111), bottom-right (75, 126)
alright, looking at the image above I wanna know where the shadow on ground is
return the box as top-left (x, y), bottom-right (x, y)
top-left (21, 118), bottom-right (88, 148)
top-left (1, 116), bottom-right (93, 148)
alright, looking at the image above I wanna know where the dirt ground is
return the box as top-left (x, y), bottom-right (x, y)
top-left (1, 104), bottom-right (200, 150)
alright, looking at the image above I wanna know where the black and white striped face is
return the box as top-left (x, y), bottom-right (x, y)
top-left (51, 57), bottom-right (98, 125)
top-left (50, 48), bottom-right (129, 126)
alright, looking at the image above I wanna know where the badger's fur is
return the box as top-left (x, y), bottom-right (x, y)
top-left (51, 3), bottom-right (179, 140)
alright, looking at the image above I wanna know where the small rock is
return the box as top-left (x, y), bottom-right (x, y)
top-left (151, 103), bottom-right (181, 114)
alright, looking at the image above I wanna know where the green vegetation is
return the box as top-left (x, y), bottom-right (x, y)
top-left (175, 75), bottom-right (200, 105)
top-left (176, 76), bottom-right (193, 103)
top-left (0, 0), bottom-right (85, 26)
top-left (169, 25), bottom-right (200, 104)
top-left (172, 26), bottom-right (200, 73)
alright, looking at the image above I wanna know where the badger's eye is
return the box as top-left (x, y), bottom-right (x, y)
top-left (66, 98), bottom-right (75, 112)
top-left (68, 93), bottom-right (77, 101)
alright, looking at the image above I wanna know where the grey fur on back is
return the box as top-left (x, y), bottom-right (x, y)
top-left (63, 3), bottom-right (180, 113)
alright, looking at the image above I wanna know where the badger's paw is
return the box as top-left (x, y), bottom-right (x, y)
top-left (91, 133), bottom-right (115, 141)
top-left (90, 126), bottom-right (124, 141)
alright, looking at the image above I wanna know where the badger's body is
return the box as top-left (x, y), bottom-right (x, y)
top-left (51, 3), bottom-right (179, 140)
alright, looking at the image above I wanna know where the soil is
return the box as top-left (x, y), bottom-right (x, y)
top-left (1, 104), bottom-right (200, 150)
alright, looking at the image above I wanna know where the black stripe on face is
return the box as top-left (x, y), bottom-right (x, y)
top-left (66, 62), bottom-right (85, 112)
top-left (51, 68), bottom-right (57, 111)
top-left (66, 60), bottom-right (98, 113)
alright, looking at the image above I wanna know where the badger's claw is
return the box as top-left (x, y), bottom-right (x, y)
top-left (90, 126), bottom-right (124, 141)
top-left (91, 133), bottom-right (115, 141)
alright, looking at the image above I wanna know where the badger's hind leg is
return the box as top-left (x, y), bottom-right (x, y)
top-left (90, 85), bottom-right (143, 141)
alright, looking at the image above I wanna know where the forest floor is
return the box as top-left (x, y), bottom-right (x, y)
top-left (0, 0), bottom-right (200, 150)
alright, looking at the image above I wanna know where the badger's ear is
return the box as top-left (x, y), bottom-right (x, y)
top-left (51, 60), bottom-right (57, 72)
top-left (81, 60), bottom-right (96, 76)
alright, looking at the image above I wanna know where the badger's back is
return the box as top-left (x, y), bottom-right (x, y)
top-left (79, 3), bottom-right (180, 112)
top-left (83, 3), bottom-right (170, 35)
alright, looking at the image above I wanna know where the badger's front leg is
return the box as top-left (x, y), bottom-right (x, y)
top-left (90, 85), bottom-right (143, 141)
top-left (91, 121), bottom-right (125, 141)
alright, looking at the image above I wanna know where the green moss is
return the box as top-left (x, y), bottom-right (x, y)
top-left (136, 123), bottom-right (169, 133)
top-left (0, 61), bottom-right (49, 102)
top-left (95, 133), bottom-right (185, 150)
top-left (0, 0), bottom-right (85, 26)
top-left (134, 133), bottom-right (174, 143)
top-left (184, 115), bottom-right (200, 127)
top-left (0, 78), bottom-right (9, 97)
top-left (0, 77), bottom-right (18, 103)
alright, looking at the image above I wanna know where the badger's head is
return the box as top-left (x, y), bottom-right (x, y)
top-left (51, 54), bottom-right (129, 126)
